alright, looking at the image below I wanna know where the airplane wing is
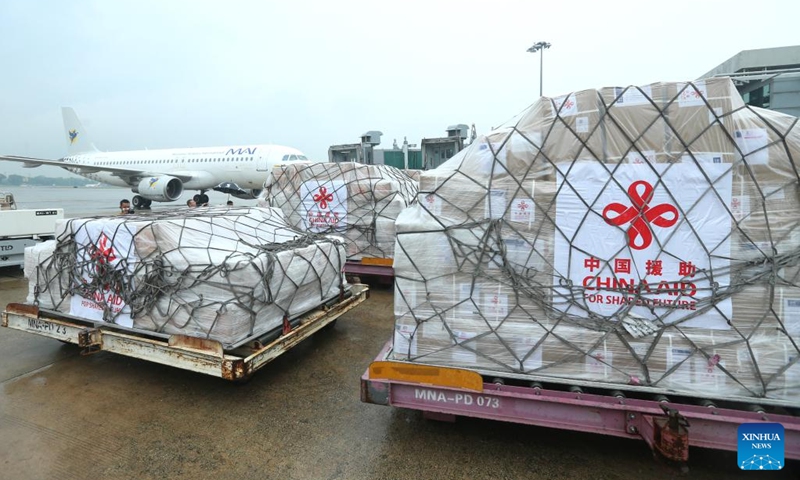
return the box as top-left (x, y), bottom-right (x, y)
top-left (0, 155), bottom-right (194, 183)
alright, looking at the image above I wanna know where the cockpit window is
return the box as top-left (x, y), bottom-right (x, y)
top-left (298, 155), bottom-right (308, 160)
top-left (290, 155), bottom-right (298, 160)
top-left (282, 155), bottom-right (289, 161)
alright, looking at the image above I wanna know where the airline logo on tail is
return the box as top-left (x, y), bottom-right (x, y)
top-left (68, 129), bottom-right (79, 144)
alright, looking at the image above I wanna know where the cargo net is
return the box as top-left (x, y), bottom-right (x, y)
top-left (25, 206), bottom-right (347, 349)
top-left (392, 78), bottom-right (800, 405)
top-left (262, 162), bottom-right (419, 260)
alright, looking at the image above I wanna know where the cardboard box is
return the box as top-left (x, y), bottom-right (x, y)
top-left (27, 208), bottom-right (348, 348)
top-left (392, 78), bottom-right (800, 404)
top-left (267, 162), bottom-right (418, 260)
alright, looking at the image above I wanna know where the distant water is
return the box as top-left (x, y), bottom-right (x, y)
top-left (2, 185), bottom-right (259, 218)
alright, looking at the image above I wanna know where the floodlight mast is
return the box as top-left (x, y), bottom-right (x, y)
top-left (527, 41), bottom-right (552, 96)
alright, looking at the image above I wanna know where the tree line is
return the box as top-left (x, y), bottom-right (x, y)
top-left (0, 173), bottom-right (96, 187)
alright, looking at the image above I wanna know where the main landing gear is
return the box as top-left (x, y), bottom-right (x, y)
top-left (193, 191), bottom-right (210, 206)
top-left (132, 195), bottom-right (152, 209)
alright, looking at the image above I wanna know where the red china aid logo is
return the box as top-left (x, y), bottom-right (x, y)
top-left (602, 180), bottom-right (678, 250)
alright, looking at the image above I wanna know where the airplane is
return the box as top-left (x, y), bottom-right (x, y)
top-left (0, 107), bottom-right (312, 208)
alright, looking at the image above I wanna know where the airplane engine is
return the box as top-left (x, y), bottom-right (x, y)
top-left (136, 176), bottom-right (183, 202)
top-left (231, 188), bottom-right (262, 200)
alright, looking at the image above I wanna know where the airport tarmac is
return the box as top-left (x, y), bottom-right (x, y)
top-left (1, 266), bottom-right (797, 480)
top-left (2, 185), bottom-right (257, 218)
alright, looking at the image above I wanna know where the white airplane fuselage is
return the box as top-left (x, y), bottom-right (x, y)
top-left (62, 144), bottom-right (301, 191)
top-left (1, 108), bottom-right (313, 207)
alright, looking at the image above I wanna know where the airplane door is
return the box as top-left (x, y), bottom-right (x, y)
top-left (256, 152), bottom-right (269, 171)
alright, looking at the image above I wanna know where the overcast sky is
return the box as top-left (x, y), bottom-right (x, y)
top-left (1, 0), bottom-right (799, 177)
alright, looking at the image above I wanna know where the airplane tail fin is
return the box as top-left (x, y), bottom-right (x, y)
top-left (61, 107), bottom-right (99, 155)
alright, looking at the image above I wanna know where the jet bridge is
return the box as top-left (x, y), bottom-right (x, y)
top-left (421, 124), bottom-right (469, 169)
top-left (328, 131), bottom-right (383, 164)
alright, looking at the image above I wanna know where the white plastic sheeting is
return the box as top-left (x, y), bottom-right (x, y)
top-left (26, 206), bottom-right (347, 348)
top-left (392, 78), bottom-right (800, 404)
top-left (263, 162), bottom-right (418, 260)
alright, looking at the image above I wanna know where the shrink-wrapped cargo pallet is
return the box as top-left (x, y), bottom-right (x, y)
top-left (25, 206), bottom-right (347, 349)
top-left (263, 162), bottom-right (418, 260)
top-left (392, 77), bottom-right (800, 405)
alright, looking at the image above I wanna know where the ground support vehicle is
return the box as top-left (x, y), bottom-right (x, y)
top-left (0, 192), bottom-right (63, 268)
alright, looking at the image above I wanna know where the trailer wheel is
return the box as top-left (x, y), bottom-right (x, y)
top-left (651, 450), bottom-right (690, 476)
top-left (321, 319), bottom-right (338, 332)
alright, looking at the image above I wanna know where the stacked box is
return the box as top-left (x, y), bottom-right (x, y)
top-left (25, 206), bottom-right (348, 348)
top-left (263, 162), bottom-right (418, 260)
top-left (391, 78), bottom-right (800, 405)
top-left (24, 240), bottom-right (71, 312)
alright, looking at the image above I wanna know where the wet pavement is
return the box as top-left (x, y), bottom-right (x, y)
top-left (1, 266), bottom-right (797, 480)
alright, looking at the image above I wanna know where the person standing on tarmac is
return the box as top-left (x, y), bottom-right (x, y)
top-left (119, 199), bottom-right (132, 215)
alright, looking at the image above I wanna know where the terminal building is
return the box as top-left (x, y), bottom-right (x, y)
top-left (328, 124), bottom-right (475, 170)
top-left (700, 45), bottom-right (800, 116)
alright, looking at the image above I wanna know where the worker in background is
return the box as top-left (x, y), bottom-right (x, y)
top-left (119, 199), bottom-right (132, 215)
top-left (187, 199), bottom-right (197, 208)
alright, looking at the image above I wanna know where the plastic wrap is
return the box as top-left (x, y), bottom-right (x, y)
top-left (263, 162), bottom-right (418, 260)
top-left (392, 78), bottom-right (800, 404)
top-left (26, 206), bottom-right (347, 348)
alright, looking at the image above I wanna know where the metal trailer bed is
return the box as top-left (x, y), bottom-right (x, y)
top-left (361, 341), bottom-right (800, 468)
top-left (2, 284), bottom-right (369, 382)
top-left (344, 258), bottom-right (394, 279)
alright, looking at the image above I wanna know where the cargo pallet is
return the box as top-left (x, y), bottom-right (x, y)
top-left (361, 341), bottom-right (800, 468)
top-left (344, 258), bottom-right (394, 280)
top-left (2, 284), bottom-right (369, 382)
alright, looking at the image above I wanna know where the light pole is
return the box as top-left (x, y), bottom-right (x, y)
top-left (527, 41), bottom-right (551, 96)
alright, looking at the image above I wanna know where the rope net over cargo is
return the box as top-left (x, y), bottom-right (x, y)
top-left (392, 77), bottom-right (800, 405)
top-left (25, 206), bottom-right (347, 349)
top-left (263, 162), bottom-right (419, 260)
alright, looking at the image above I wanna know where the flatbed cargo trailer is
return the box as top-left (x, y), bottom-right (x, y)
top-left (344, 258), bottom-right (394, 280)
top-left (2, 284), bottom-right (369, 381)
top-left (361, 341), bottom-right (800, 467)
